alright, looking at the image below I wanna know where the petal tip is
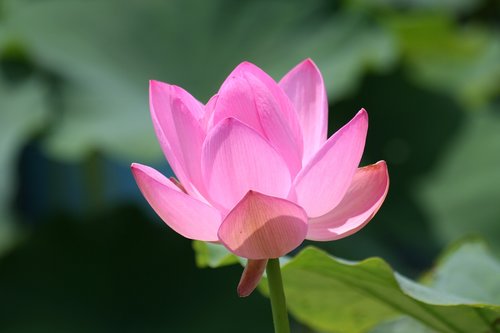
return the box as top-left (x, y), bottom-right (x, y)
top-left (130, 162), bottom-right (144, 174)
top-left (352, 108), bottom-right (369, 130)
top-left (302, 58), bottom-right (319, 69)
top-left (150, 81), bottom-right (186, 97)
top-left (305, 160), bottom-right (390, 241)
top-left (232, 61), bottom-right (259, 75)
top-left (358, 108), bottom-right (368, 119)
top-left (281, 58), bottom-right (322, 82)
top-left (362, 161), bottom-right (389, 184)
top-left (239, 60), bottom-right (256, 67)
top-left (377, 160), bottom-right (388, 169)
top-left (149, 79), bottom-right (168, 90)
top-left (231, 61), bottom-right (274, 82)
top-left (237, 259), bottom-right (268, 297)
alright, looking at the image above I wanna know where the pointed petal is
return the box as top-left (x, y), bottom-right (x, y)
top-left (210, 72), bottom-right (263, 134)
top-left (149, 81), bottom-right (207, 198)
top-left (279, 59), bottom-right (328, 164)
top-left (307, 161), bottom-right (389, 241)
top-left (201, 94), bottom-right (218, 131)
top-left (202, 118), bottom-right (292, 211)
top-left (131, 163), bottom-right (221, 241)
top-left (237, 259), bottom-right (268, 297)
top-left (292, 110), bottom-right (368, 217)
top-left (218, 191), bottom-right (308, 260)
top-left (212, 62), bottom-right (303, 175)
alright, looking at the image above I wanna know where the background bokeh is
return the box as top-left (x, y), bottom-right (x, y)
top-left (0, 0), bottom-right (499, 332)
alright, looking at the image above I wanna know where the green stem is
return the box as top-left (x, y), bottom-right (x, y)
top-left (266, 258), bottom-right (290, 333)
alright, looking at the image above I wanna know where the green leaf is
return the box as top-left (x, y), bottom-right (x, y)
top-left (4, 0), bottom-right (396, 162)
top-left (346, 0), bottom-right (485, 14)
top-left (369, 316), bottom-right (434, 333)
top-left (369, 241), bottom-right (500, 332)
top-left (260, 244), bottom-right (500, 333)
top-left (192, 241), bottom-right (239, 269)
top-left (425, 241), bottom-right (500, 303)
top-left (417, 108), bottom-right (500, 255)
top-left (383, 13), bottom-right (500, 108)
top-left (191, 238), bottom-right (500, 332)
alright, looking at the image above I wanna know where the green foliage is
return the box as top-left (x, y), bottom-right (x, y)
top-left (1, 0), bottom-right (498, 222)
top-left (369, 317), bottom-right (435, 333)
top-left (0, 0), bottom-right (399, 255)
top-left (382, 13), bottom-right (500, 108)
top-left (191, 240), bottom-right (500, 332)
top-left (346, 0), bottom-right (485, 14)
top-left (270, 241), bottom-right (500, 333)
top-left (424, 239), bottom-right (500, 304)
top-left (0, 0), bottom-right (500, 330)
top-left (370, 240), bottom-right (500, 332)
top-left (418, 108), bottom-right (500, 255)
top-left (0, 76), bottom-right (49, 253)
top-left (0, 207), bottom-right (274, 333)
top-left (2, 0), bottom-right (397, 162)
top-left (192, 240), bottom-right (239, 268)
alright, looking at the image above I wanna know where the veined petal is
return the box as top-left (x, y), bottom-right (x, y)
top-left (211, 62), bottom-right (303, 175)
top-left (292, 110), bottom-right (368, 217)
top-left (218, 191), bottom-right (308, 260)
top-left (210, 73), bottom-right (263, 135)
top-left (149, 81), bottom-right (207, 199)
top-left (201, 118), bottom-right (291, 211)
top-left (279, 59), bottom-right (328, 164)
top-left (306, 161), bottom-right (389, 241)
top-left (131, 163), bottom-right (221, 241)
top-left (201, 94), bottom-right (218, 131)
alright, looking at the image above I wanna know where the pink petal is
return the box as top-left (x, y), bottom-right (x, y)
top-left (292, 109), bottom-right (368, 217)
top-left (209, 72), bottom-right (263, 134)
top-left (201, 118), bottom-right (292, 211)
top-left (237, 259), bottom-right (268, 297)
top-left (279, 59), bottom-right (328, 164)
top-left (306, 161), bottom-right (389, 241)
top-left (218, 191), bottom-right (308, 259)
top-left (131, 163), bottom-right (221, 241)
top-left (201, 94), bottom-right (218, 131)
top-left (211, 62), bottom-right (303, 175)
top-left (149, 81), bottom-right (207, 199)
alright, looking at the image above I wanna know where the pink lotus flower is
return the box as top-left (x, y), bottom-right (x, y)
top-left (131, 59), bottom-right (389, 263)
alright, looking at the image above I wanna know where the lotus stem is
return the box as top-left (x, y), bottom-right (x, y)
top-left (266, 258), bottom-right (290, 333)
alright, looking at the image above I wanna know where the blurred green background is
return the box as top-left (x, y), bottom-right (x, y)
top-left (0, 0), bottom-right (499, 332)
